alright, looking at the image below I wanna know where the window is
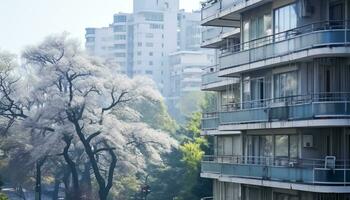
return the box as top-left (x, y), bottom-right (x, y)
top-left (114, 15), bottom-right (127, 23)
top-left (114, 35), bottom-right (126, 40)
top-left (221, 84), bottom-right (240, 106)
top-left (274, 4), bottom-right (297, 34)
top-left (245, 134), bottom-right (298, 160)
top-left (86, 37), bottom-right (95, 42)
top-left (275, 135), bottom-right (298, 158)
top-left (137, 42), bottom-right (142, 47)
top-left (114, 44), bottom-right (126, 49)
top-left (113, 25), bottom-right (126, 32)
top-left (86, 28), bottom-right (95, 34)
top-left (137, 51), bottom-right (142, 56)
top-left (149, 52), bottom-right (153, 56)
top-left (274, 70), bottom-right (298, 98)
top-left (145, 70), bottom-right (153, 75)
top-left (275, 135), bottom-right (288, 157)
top-left (149, 61), bottom-right (153, 66)
top-left (149, 23), bottom-right (164, 29)
top-left (115, 53), bottom-right (126, 57)
top-left (146, 33), bottom-right (154, 38)
top-left (144, 12), bottom-right (164, 21)
top-left (243, 13), bottom-right (271, 48)
top-left (146, 42), bottom-right (154, 47)
top-left (137, 60), bottom-right (142, 65)
top-left (260, 135), bottom-right (273, 157)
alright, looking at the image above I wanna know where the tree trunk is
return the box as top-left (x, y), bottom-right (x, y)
top-left (62, 135), bottom-right (81, 199)
top-left (51, 176), bottom-right (60, 200)
top-left (81, 162), bottom-right (92, 199)
top-left (35, 158), bottom-right (46, 200)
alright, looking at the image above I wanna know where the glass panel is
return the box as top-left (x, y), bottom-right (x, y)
top-left (290, 135), bottom-right (298, 158)
top-left (225, 182), bottom-right (233, 200)
top-left (243, 20), bottom-right (250, 49)
top-left (274, 70), bottom-right (298, 99)
top-left (224, 136), bottom-right (233, 155)
top-left (232, 136), bottom-right (242, 156)
top-left (275, 135), bottom-right (288, 157)
top-left (274, 3), bottom-right (298, 36)
top-left (217, 137), bottom-right (224, 156)
top-left (260, 136), bottom-right (273, 157)
top-left (243, 77), bottom-right (251, 102)
top-left (248, 187), bottom-right (261, 200)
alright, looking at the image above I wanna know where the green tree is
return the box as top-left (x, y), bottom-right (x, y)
top-left (148, 111), bottom-right (212, 200)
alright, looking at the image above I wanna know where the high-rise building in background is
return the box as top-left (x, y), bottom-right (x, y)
top-left (200, 0), bottom-right (350, 199)
top-left (177, 9), bottom-right (202, 51)
top-left (168, 51), bottom-right (214, 122)
top-left (86, 0), bottom-right (178, 94)
top-left (85, 0), bottom-right (213, 97)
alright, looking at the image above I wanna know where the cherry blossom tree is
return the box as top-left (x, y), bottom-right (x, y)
top-left (0, 35), bottom-right (177, 199)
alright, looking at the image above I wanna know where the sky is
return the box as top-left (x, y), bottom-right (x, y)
top-left (0, 0), bottom-right (201, 54)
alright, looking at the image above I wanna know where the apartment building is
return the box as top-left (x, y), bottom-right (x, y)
top-left (85, 0), bottom-right (178, 95)
top-left (177, 10), bottom-right (202, 51)
top-left (200, 0), bottom-right (350, 199)
top-left (167, 51), bottom-right (215, 122)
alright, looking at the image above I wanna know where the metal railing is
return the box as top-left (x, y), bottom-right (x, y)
top-left (220, 20), bottom-right (350, 69)
top-left (201, 0), bottom-right (246, 20)
top-left (202, 65), bottom-right (221, 86)
top-left (202, 112), bottom-right (219, 130)
top-left (202, 155), bottom-right (350, 184)
top-left (201, 197), bottom-right (214, 200)
top-left (202, 27), bottom-right (234, 44)
top-left (222, 92), bottom-right (350, 111)
top-left (202, 92), bottom-right (350, 128)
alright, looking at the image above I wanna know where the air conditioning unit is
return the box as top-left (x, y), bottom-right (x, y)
top-left (303, 135), bottom-right (313, 148)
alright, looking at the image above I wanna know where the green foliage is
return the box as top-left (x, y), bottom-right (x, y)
top-left (0, 193), bottom-right (8, 200)
top-left (177, 91), bottom-right (205, 121)
top-left (135, 99), bottom-right (178, 133)
top-left (110, 175), bottom-right (140, 200)
top-left (185, 112), bottom-right (202, 137)
top-left (180, 142), bottom-right (204, 170)
top-left (147, 110), bottom-right (213, 200)
top-left (201, 92), bottom-right (217, 112)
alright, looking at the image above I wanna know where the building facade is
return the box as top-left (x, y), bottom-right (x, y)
top-left (177, 10), bottom-right (203, 51)
top-left (200, 0), bottom-right (350, 199)
top-left (167, 51), bottom-right (215, 122)
top-left (85, 0), bottom-right (179, 95)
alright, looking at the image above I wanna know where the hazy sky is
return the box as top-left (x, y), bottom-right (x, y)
top-left (0, 0), bottom-right (201, 54)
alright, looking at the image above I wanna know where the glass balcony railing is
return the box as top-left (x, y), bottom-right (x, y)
top-left (201, 0), bottom-right (247, 21)
top-left (220, 20), bottom-right (350, 70)
top-left (202, 92), bottom-right (350, 129)
top-left (202, 155), bottom-right (350, 185)
top-left (202, 27), bottom-right (234, 45)
top-left (202, 112), bottom-right (219, 130)
top-left (202, 71), bottom-right (220, 86)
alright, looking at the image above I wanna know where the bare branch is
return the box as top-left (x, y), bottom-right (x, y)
top-left (86, 131), bottom-right (102, 143)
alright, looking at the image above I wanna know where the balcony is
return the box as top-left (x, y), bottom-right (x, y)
top-left (202, 71), bottom-right (220, 85)
top-left (220, 21), bottom-right (350, 73)
top-left (201, 0), bottom-right (241, 27)
top-left (202, 93), bottom-right (350, 130)
top-left (202, 155), bottom-right (350, 185)
top-left (202, 112), bottom-right (219, 130)
top-left (201, 0), bottom-right (270, 27)
top-left (201, 27), bottom-right (239, 48)
top-left (202, 66), bottom-right (239, 91)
